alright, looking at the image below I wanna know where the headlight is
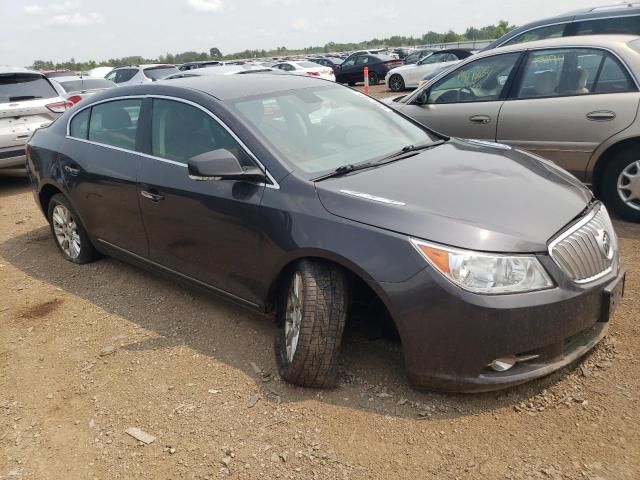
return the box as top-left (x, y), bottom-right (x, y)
top-left (410, 238), bottom-right (554, 294)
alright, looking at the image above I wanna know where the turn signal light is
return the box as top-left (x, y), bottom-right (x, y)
top-left (414, 243), bottom-right (450, 274)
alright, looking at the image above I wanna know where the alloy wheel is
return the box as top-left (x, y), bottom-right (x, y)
top-left (617, 160), bottom-right (640, 211)
top-left (52, 204), bottom-right (81, 259)
top-left (389, 75), bottom-right (404, 91)
top-left (285, 272), bottom-right (304, 362)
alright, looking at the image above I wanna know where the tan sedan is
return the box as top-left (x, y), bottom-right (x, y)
top-left (385, 35), bottom-right (640, 222)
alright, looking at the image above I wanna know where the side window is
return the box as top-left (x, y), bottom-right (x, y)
top-left (405, 52), bottom-right (419, 63)
top-left (575, 16), bottom-right (640, 35)
top-left (88, 99), bottom-right (142, 150)
top-left (69, 108), bottom-right (90, 139)
top-left (343, 58), bottom-right (355, 67)
top-left (105, 71), bottom-right (116, 82)
top-left (115, 69), bottom-right (137, 83)
top-left (515, 48), bottom-right (630, 99)
top-left (282, 64), bottom-right (295, 72)
top-left (504, 23), bottom-right (566, 46)
top-left (594, 56), bottom-right (635, 93)
top-left (429, 53), bottom-right (520, 104)
top-left (356, 56), bottom-right (370, 65)
top-left (151, 99), bottom-right (252, 165)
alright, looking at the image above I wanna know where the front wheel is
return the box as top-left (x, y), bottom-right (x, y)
top-left (600, 150), bottom-right (640, 222)
top-left (275, 260), bottom-right (348, 388)
top-left (48, 193), bottom-right (100, 264)
top-left (388, 74), bottom-right (405, 92)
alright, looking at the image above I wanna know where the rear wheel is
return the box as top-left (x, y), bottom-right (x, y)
top-left (368, 71), bottom-right (380, 86)
top-left (388, 74), bottom-right (405, 92)
top-left (275, 260), bottom-right (348, 388)
top-left (600, 149), bottom-right (640, 222)
top-left (47, 194), bottom-right (99, 264)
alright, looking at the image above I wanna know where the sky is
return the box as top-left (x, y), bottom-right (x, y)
top-left (0, 0), bottom-right (620, 66)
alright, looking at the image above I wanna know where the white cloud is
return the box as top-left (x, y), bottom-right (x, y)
top-left (24, 1), bottom-right (81, 15)
top-left (371, 5), bottom-right (398, 20)
top-left (47, 12), bottom-right (104, 27)
top-left (291, 17), bottom-right (309, 31)
top-left (188, 0), bottom-right (223, 12)
top-left (24, 5), bottom-right (44, 14)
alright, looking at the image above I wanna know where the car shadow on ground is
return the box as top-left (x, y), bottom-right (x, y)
top-left (0, 178), bottom-right (605, 420)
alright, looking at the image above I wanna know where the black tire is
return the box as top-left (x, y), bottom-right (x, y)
top-left (600, 149), bottom-right (640, 222)
top-left (47, 193), bottom-right (100, 264)
top-left (388, 74), bottom-right (405, 92)
top-left (368, 71), bottom-right (380, 86)
top-left (275, 260), bottom-right (348, 388)
top-left (347, 82), bottom-right (357, 87)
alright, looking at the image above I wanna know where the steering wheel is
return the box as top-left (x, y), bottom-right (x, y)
top-left (459, 87), bottom-right (476, 101)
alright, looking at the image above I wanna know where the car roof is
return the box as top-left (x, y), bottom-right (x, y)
top-left (51, 75), bottom-right (110, 82)
top-left (0, 66), bottom-right (43, 76)
top-left (152, 73), bottom-right (334, 100)
top-left (480, 33), bottom-right (640, 55)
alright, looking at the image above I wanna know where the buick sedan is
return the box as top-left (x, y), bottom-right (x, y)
top-left (26, 75), bottom-right (625, 391)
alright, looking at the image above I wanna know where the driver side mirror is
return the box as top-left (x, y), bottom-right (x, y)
top-left (188, 149), bottom-right (266, 183)
top-left (413, 89), bottom-right (430, 106)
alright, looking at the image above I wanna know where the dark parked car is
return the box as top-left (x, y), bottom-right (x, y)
top-left (335, 54), bottom-right (402, 86)
top-left (484, 2), bottom-right (640, 50)
top-left (402, 48), bottom-right (438, 65)
top-left (26, 75), bottom-right (624, 392)
top-left (308, 57), bottom-right (344, 73)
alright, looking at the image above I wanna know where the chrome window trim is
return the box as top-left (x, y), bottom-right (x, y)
top-left (65, 94), bottom-right (280, 189)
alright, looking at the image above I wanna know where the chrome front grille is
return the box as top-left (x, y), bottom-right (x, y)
top-left (549, 204), bottom-right (618, 283)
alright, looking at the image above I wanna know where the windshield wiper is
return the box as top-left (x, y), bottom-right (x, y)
top-left (382, 139), bottom-right (447, 161)
top-left (312, 139), bottom-right (447, 182)
top-left (312, 162), bottom-right (375, 182)
top-left (8, 95), bottom-right (42, 101)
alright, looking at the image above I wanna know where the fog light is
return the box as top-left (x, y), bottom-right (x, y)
top-left (488, 356), bottom-right (517, 372)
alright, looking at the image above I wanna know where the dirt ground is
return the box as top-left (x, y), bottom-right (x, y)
top-left (1, 122), bottom-right (639, 479)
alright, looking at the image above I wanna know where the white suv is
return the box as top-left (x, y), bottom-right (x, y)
top-left (105, 64), bottom-right (179, 86)
top-left (1, 67), bottom-right (69, 174)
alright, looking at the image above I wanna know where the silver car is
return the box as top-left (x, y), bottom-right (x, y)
top-left (1, 68), bottom-right (68, 175)
top-left (105, 64), bottom-right (179, 86)
top-left (50, 76), bottom-right (116, 106)
top-left (384, 35), bottom-right (640, 222)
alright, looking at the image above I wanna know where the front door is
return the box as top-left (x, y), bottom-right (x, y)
top-left (397, 52), bottom-right (522, 139)
top-left (136, 98), bottom-right (266, 305)
top-left (497, 47), bottom-right (639, 180)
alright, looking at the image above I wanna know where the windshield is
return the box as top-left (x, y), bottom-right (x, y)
top-left (230, 85), bottom-right (434, 177)
top-left (0, 73), bottom-right (58, 103)
top-left (58, 79), bottom-right (115, 92)
top-left (144, 66), bottom-right (180, 80)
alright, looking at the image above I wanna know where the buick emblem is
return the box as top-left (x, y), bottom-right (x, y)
top-left (595, 229), bottom-right (613, 260)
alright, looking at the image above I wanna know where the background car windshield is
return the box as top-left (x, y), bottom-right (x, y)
top-left (231, 85), bottom-right (433, 176)
top-left (59, 79), bottom-right (114, 92)
top-left (0, 73), bottom-right (58, 102)
top-left (144, 67), bottom-right (179, 80)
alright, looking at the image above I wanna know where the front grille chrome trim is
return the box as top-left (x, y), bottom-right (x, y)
top-left (548, 203), bottom-right (617, 284)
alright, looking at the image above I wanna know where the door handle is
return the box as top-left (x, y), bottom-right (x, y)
top-left (141, 190), bottom-right (164, 202)
top-left (469, 115), bottom-right (491, 125)
top-left (64, 165), bottom-right (80, 176)
top-left (586, 110), bottom-right (616, 121)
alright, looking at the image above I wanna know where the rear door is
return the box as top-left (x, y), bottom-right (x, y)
top-left (397, 52), bottom-right (522, 139)
top-left (64, 98), bottom-right (148, 256)
top-left (137, 97), bottom-right (265, 304)
top-left (497, 48), bottom-right (639, 180)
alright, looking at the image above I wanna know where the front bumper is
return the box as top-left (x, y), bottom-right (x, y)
top-left (377, 264), bottom-right (624, 392)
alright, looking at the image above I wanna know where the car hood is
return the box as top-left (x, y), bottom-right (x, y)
top-left (315, 139), bottom-right (592, 253)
